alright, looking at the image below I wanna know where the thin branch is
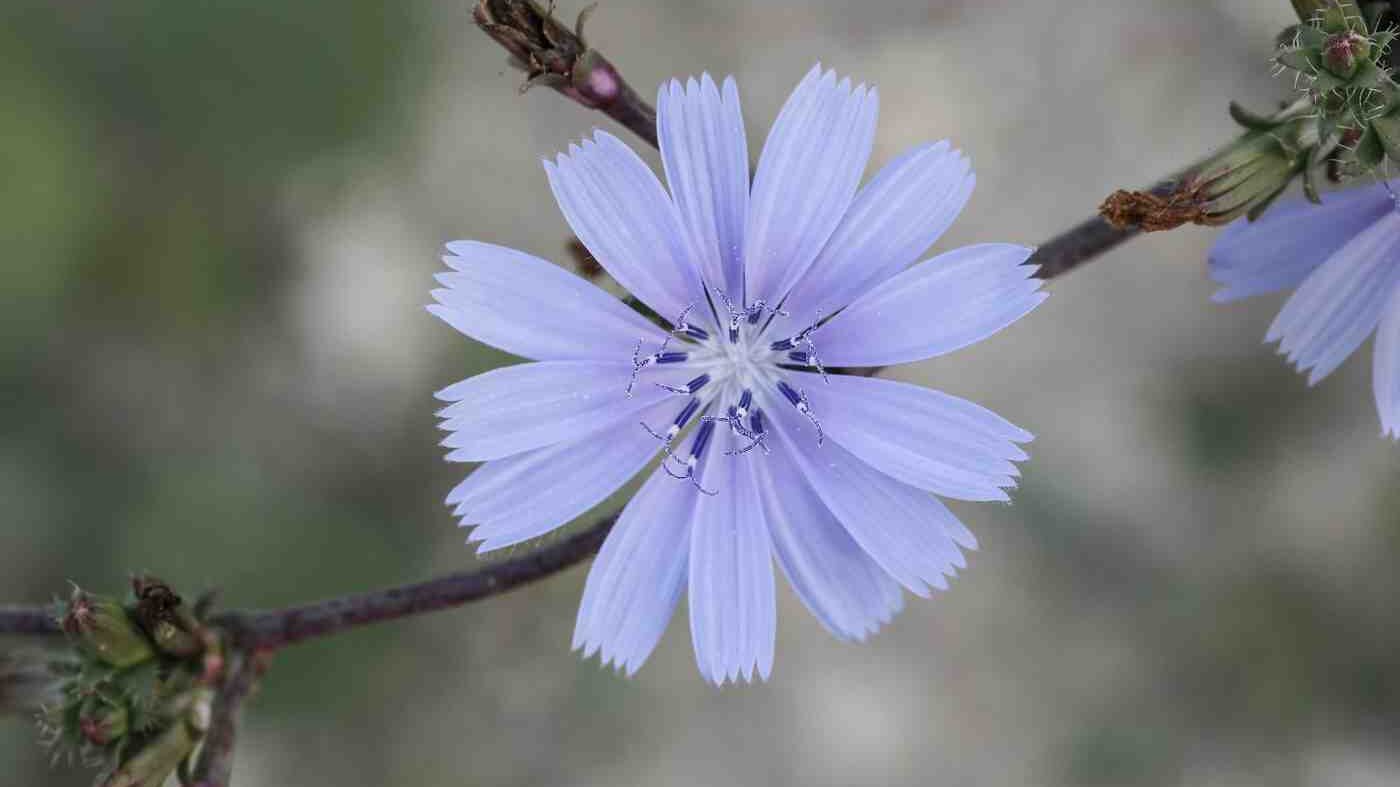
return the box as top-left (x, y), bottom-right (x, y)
top-left (220, 515), bottom-right (614, 650)
top-left (190, 648), bottom-right (258, 787)
top-left (0, 605), bottom-right (59, 637)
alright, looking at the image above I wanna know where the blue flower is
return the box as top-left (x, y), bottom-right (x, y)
top-left (430, 65), bottom-right (1046, 683)
top-left (1210, 182), bottom-right (1400, 438)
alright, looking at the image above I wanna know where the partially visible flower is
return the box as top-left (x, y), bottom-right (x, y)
top-left (1209, 181), bottom-right (1400, 437)
top-left (430, 65), bottom-right (1046, 683)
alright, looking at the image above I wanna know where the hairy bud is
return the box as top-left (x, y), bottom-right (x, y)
top-left (1322, 30), bottom-right (1370, 75)
top-left (60, 587), bottom-right (154, 669)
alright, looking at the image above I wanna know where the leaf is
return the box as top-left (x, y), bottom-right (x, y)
top-left (1229, 101), bottom-right (1280, 131)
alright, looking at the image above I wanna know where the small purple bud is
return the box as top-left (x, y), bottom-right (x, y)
top-left (1323, 31), bottom-right (1369, 75)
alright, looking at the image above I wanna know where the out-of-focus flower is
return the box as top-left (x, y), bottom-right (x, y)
top-left (1209, 181), bottom-right (1400, 437)
top-left (430, 65), bottom-right (1045, 684)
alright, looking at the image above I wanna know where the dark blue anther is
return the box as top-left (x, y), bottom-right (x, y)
top-left (681, 326), bottom-right (709, 341)
top-left (769, 338), bottom-right (796, 351)
top-left (749, 408), bottom-right (765, 436)
top-left (657, 373), bottom-right (712, 396)
top-left (675, 397), bottom-right (701, 426)
top-left (737, 389), bottom-right (753, 413)
top-left (692, 419), bottom-right (717, 457)
top-left (656, 352), bottom-right (689, 364)
top-left (777, 380), bottom-right (802, 406)
top-left (788, 351), bottom-right (810, 365)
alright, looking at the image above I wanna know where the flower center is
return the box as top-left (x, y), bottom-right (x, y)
top-left (625, 294), bottom-right (829, 494)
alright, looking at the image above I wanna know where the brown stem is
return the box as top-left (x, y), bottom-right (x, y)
top-left (0, 606), bottom-right (59, 636)
top-left (218, 514), bottom-right (613, 650)
top-left (1031, 177), bottom-right (1178, 279)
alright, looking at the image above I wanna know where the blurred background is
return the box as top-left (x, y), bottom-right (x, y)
top-left (3, 1), bottom-right (1399, 785)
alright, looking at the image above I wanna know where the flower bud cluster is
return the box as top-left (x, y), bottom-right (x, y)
top-left (1273, 1), bottom-right (1400, 177)
top-left (41, 579), bottom-right (220, 787)
top-left (1102, 2), bottom-right (1400, 232)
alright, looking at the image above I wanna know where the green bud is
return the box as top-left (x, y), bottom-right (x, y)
top-left (61, 587), bottom-right (155, 669)
top-left (1196, 123), bottom-right (1315, 222)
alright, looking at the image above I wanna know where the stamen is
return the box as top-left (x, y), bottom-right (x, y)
top-left (655, 373), bottom-right (711, 396)
top-left (769, 311), bottom-right (828, 383)
top-left (656, 352), bottom-right (689, 364)
top-left (776, 380), bottom-right (824, 445)
top-left (701, 389), bottom-right (770, 456)
top-left (641, 397), bottom-right (701, 460)
top-left (664, 420), bottom-right (719, 495)
top-left (744, 299), bottom-right (789, 324)
top-left (626, 336), bottom-right (672, 397)
top-left (726, 406), bottom-right (772, 456)
top-left (714, 290), bottom-right (745, 343)
top-left (671, 303), bottom-right (710, 341)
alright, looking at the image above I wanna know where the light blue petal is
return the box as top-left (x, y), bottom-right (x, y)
top-left (1266, 211), bottom-right (1400, 385)
top-left (688, 434), bottom-right (776, 685)
top-left (544, 131), bottom-right (707, 323)
top-left (429, 241), bottom-right (671, 360)
top-left (436, 361), bottom-right (683, 462)
top-left (1209, 183), bottom-right (1393, 303)
top-left (765, 403), bottom-right (972, 597)
top-left (447, 402), bottom-right (672, 553)
top-left (752, 433), bottom-right (904, 641)
top-left (573, 464), bottom-right (696, 676)
top-left (816, 243), bottom-right (1046, 367)
top-left (658, 74), bottom-right (749, 297)
top-left (781, 141), bottom-right (975, 329)
top-left (744, 65), bottom-right (878, 305)
top-left (1372, 285), bottom-right (1400, 439)
top-left (791, 371), bottom-right (1031, 502)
